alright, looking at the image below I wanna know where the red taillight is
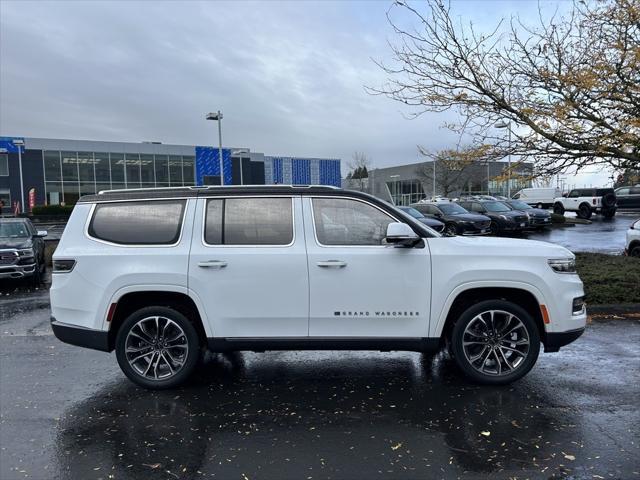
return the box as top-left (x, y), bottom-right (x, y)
top-left (106, 303), bottom-right (117, 323)
top-left (592, 198), bottom-right (597, 205)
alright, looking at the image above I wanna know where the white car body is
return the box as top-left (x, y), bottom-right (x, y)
top-left (512, 187), bottom-right (561, 208)
top-left (50, 186), bottom-right (587, 387)
top-left (626, 218), bottom-right (640, 256)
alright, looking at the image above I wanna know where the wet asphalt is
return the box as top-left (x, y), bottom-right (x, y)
top-left (1, 288), bottom-right (639, 480)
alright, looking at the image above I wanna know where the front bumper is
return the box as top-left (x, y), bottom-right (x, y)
top-left (0, 263), bottom-right (37, 279)
top-left (544, 327), bottom-right (585, 353)
top-left (50, 316), bottom-right (110, 352)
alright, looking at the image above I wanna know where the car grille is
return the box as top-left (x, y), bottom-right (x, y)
top-left (0, 251), bottom-right (19, 266)
top-left (515, 215), bottom-right (528, 223)
top-left (474, 221), bottom-right (491, 229)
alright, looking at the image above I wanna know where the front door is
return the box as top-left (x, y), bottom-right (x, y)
top-left (188, 195), bottom-right (309, 338)
top-left (303, 196), bottom-right (431, 338)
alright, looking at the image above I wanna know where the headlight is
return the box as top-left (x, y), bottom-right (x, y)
top-left (548, 258), bottom-right (577, 274)
top-left (17, 248), bottom-right (34, 257)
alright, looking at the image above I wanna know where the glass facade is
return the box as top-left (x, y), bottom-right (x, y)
top-left (386, 179), bottom-right (425, 206)
top-left (43, 150), bottom-right (196, 205)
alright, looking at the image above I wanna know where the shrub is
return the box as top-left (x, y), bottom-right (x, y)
top-left (31, 205), bottom-right (74, 216)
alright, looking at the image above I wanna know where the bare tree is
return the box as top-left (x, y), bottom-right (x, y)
top-left (415, 145), bottom-right (493, 197)
top-left (371, 0), bottom-right (640, 175)
top-left (347, 151), bottom-right (372, 191)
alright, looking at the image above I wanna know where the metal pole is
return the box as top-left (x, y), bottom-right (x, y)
top-left (239, 156), bottom-right (244, 185)
top-left (507, 127), bottom-right (512, 197)
top-left (18, 146), bottom-right (25, 213)
top-left (217, 110), bottom-right (224, 186)
top-left (432, 160), bottom-right (436, 198)
top-left (487, 162), bottom-right (490, 195)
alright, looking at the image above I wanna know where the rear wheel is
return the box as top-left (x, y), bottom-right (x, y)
top-left (577, 203), bottom-right (592, 219)
top-left (450, 300), bottom-right (540, 385)
top-left (489, 221), bottom-right (499, 235)
top-left (553, 203), bottom-right (565, 215)
top-left (602, 208), bottom-right (616, 219)
top-left (630, 244), bottom-right (640, 257)
top-left (115, 306), bottom-right (200, 389)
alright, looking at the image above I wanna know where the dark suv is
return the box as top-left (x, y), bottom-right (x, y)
top-left (615, 186), bottom-right (640, 209)
top-left (458, 200), bottom-right (529, 235)
top-left (410, 202), bottom-right (491, 236)
top-left (503, 200), bottom-right (552, 230)
top-left (0, 218), bottom-right (48, 285)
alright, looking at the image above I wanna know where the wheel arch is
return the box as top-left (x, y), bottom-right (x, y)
top-left (434, 283), bottom-right (547, 344)
top-left (106, 288), bottom-right (209, 352)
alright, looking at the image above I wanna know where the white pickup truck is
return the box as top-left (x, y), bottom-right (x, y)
top-left (50, 186), bottom-right (587, 389)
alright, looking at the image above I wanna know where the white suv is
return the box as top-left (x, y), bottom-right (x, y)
top-left (553, 188), bottom-right (617, 219)
top-left (51, 186), bottom-right (587, 389)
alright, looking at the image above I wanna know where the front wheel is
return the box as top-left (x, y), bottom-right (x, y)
top-left (577, 203), bottom-right (593, 219)
top-left (602, 208), bottom-right (616, 219)
top-left (115, 306), bottom-right (201, 389)
top-left (444, 223), bottom-right (458, 236)
top-left (450, 300), bottom-right (541, 385)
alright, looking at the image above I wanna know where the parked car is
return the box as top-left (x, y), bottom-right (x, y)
top-left (625, 218), bottom-right (640, 257)
top-left (553, 188), bottom-right (617, 219)
top-left (396, 206), bottom-right (445, 233)
top-left (615, 186), bottom-right (640, 209)
top-left (512, 187), bottom-right (562, 209)
top-left (410, 201), bottom-right (491, 236)
top-left (51, 185), bottom-right (586, 389)
top-left (458, 200), bottom-right (529, 235)
top-left (0, 218), bottom-right (48, 285)
top-left (503, 200), bottom-right (552, 230)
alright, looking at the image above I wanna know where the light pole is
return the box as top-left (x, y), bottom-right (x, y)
top-left (206, 111), bottom-right (225, 186)
top-left (432, 159), bottom-right (436, 199)
top-left (12, 139), bottom-right (25, 213)
top-left (495, 121), bottom-right (512, 197)
top-left (232, 148), bottom-right (250, 185)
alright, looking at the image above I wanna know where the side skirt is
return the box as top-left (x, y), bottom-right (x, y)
top-left (207, 337), bottom-right (441, 353)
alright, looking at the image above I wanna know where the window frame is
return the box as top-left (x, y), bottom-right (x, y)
top-left (85, 198), bottom-right (189, 247)
top-left (0, 154), bottom-right (9, 176)
top-left (201, 195), bottom-right (296, 248)
top-left (310, 196), bottom-right (401, 248)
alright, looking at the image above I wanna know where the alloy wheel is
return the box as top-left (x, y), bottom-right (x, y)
top-left (461, 310), bottom-right (530, 376)
top-left (124, 316), bottom-right (189, 381)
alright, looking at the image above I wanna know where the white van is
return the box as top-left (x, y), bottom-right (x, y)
top-left (511, 188), bottom-right (562, 209)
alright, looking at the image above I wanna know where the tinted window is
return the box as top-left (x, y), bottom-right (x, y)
top-left (483, 201), bottom-right (511, 212)
top-left (631, 187), bottom-right (640, 195)
top-left (205, 197), bottom-right (293, 246)
top-left (568, 190), bottom-right (581, 198)
top-left (439, 203), bottom-right (467, 214)
top-left (312, 197), bottom-right (395, 246)
top-left (0, 154), bottom-right (8, 176)
top-left (616, 187), bottom-right (630, 195)
top-left (89, 200), bottom-right (186, 245)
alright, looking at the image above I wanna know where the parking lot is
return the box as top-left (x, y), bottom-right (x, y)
top-left (1, 287), bottom-right (639, 479)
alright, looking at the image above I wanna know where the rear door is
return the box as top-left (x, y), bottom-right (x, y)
top-left (303, 196), bottom-right (430, 338)
top-left (631, 188), bottom-right (640, 208)
top-left (188, 195), bottom-right (309, 338)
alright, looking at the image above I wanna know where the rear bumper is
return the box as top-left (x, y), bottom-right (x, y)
top-left (50, 316), bottom-right (110, 352)
top-left (544, 327), bottom-right (585, 353)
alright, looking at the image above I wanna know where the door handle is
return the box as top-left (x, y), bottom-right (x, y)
top-left (316, 260), bottom-right (347, 268)
top-left (198, 260), bottom-right (228, 269)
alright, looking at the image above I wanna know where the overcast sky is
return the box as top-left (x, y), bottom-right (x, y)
top-left (0, 0), bottom-right (610, 186)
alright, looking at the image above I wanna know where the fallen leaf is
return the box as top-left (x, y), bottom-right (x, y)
top-left (480, 431), bottom-right (491, 437)
top-left (391, 443), bottom-right (402, 450)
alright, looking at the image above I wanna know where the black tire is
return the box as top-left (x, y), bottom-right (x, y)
top-left (602, 208), bottom-right (616, 219)
top-left (601, 192), bottom-right (616, 208)
top-left (444, 223), bottom-right (458, 236)
top-left (577, 203), bottom-right (592, 219)
top-left (115, 306), bottom-right (201, 389)
top-left (30, 262), bottom-right (42, 287)
top-left (553, 203), bottom-right (565, 215)
top-left (630, 244), bottom-right (640, 257)
top-left (450, 299), bottom-right (541, 385)
top-left (489, 221), bottom-right (500, 235)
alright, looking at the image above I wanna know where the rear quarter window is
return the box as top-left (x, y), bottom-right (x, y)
top-left (88, 200), bottom-right (186, 245)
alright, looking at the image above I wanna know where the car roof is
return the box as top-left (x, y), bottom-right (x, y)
top-left (77, 185), bottom-right (343, 203)
top-left (0, 217), bottom-right (30, 223)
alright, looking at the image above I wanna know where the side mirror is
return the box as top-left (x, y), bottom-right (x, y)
top-left (36, 230), bottom-right (48, 237)
top-left (385, 222), bottom-right (419, 247)
top-left (562, 193), bottom-right (568, 198)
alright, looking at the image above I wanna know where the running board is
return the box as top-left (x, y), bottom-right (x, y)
top-left (207, 337), bottom-right (440, 353)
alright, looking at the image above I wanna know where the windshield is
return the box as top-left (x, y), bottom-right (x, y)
top-left (438, 203), bottom-right (468, 215)
top-left (399, 207), bottom-right (423, 219)
top-left (483, 201), bottom-right (512, 212)
top-left (0, 222), bottom-right (30, 238)
top-left (508, 200), bottom-right (532, 210)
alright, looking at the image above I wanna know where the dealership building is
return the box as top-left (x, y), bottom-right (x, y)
top-left (0, 136), bottom-right (341, 212)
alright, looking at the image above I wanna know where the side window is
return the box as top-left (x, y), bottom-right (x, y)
top-left (472, 203), bottom-right (483, 212)
top-left (205, 197), bottom-right (293, 246)
top-left (630, 187), bottom-right (640, 195)
top-left (568, 190), bottom-right (580, 198)
top-left (617, 188), bottom-right (630, 196)
top-left (312, 197), bottom-right (396, 246)
top-left (89, 200), bottom-right (186, 245)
